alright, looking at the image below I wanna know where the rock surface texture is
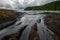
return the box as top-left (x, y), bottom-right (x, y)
top-left (44, 14), bottom-right (60, 40)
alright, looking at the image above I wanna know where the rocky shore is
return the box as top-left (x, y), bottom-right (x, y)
top-left (0, 9), bottom-right (17, 23)
top-left (44, 13), bottom-right (60, 40)
top-left (1, 25), bottom-right (28, 40)
top-left (29, 23), bottom-right (40, 40)
top-left (0, 9), bottom-right (25, 30)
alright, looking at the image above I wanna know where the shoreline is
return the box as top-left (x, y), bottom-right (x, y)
top-left (0, 9), bottom-right (25, 30)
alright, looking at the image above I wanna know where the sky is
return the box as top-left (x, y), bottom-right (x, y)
top-left (0, 0), bottom-right (57, 9)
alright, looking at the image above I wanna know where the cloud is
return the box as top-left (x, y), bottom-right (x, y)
top-left (26, 0), bottom-right (57, 6)
top-left (18, 0), bottom-right (57, 7)
top-left (0, 0), bottom-right (57, 9)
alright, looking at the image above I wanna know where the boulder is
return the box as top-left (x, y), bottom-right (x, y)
top-left (44, 14), bottom-right (60, 38)
top-left (0, 9), bottom-right (25, 30)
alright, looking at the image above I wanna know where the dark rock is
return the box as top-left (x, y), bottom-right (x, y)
top-left (1, 25), bottom-right (28, 40)
top-left (37, 19), bottom-right (41, 23)
top-left (0, 20), bottom-right (17, 30)
top-left (44, 14), bottom-right (60, 39)
top-left (29, 23), bottom-right (40, 40)
top-left (0, 9), bottom-right (17, 23)
top-left (0, 9), bottom-right (25, 30)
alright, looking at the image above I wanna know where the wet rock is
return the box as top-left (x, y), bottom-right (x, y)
top-left (37, 19), bottom-right (41, 23)
top-left (29, 23), bottom-right (40, 40)
top-left (53, 35), bottom-right (60, 40)
top-left (44, 14), bottom-right (60, 40)
top-left (0, 9), bottom-right (17, 23)
top-left (1, 25), bottom-right (28, 40)
top-left (0, 20), bottom-right (17, 30)
top-left (0, 9), bottom-right (25, 30)
top-left (2, 33), bottom-right (19, 40)
top-left (16, 22), bottom-right (22, 26)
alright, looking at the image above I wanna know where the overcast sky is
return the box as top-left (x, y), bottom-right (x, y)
top-left (0, 0), bottom-right (57, 9)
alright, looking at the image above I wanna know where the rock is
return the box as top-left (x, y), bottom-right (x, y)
top-left (44, 14), bottom-right (60, 40)
top-left (37, 19), bottom-right (41, 23)
top-left (0, 9), bottom-right (18, 23)
top-left (2, 33), bottom-right (19, 40)
top-left (29, 23), bottom-right (40, 40)
top-left (0, 20), bottom-right (16, 30)
top-left (0, 9), bottom-right (25, 30)
top-left (1, 25), bottom-right (28, 40)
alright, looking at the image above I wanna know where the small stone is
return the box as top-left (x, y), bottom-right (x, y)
top-left (37, 19), bottom-right (41, 23)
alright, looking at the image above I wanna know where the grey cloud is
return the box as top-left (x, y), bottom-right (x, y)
top-left (0, 0), bottom-right (57, 9)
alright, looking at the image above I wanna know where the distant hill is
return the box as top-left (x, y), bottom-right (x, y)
top-left (25, 1), bottom-right (60, 10)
